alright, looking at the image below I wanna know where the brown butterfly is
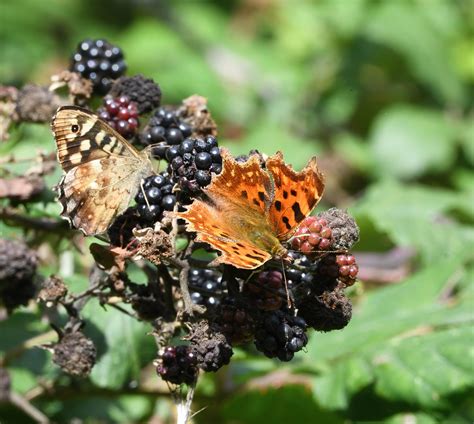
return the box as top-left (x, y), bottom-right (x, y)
top-left (175, 150), bottom-right (325, 269)
top-left (51, 106), bottom-right (154, 236)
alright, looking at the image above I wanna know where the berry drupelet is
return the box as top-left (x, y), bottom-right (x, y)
top-left (189, 268), bottom-right (225, 309)
top-left (70, 39), bottom-right (126, 94)
top-left (134, 173), bottom-right (177, 224)
top-left (218, 299), bottom-right (255, 345)
top-left (167, 136), bottom-right (222, 195)
top-left (156, 346), bottom-right (198, 385)
top-left (291, 216), bottom-right (333, 254)
top-left (317, 253), bottom-right (359, 287)
top-left (97, 95), bottom-right (139, 139)
top-left (244, 270), bottom-right (285, 311)
top-left (254, 310), bottom-right (308, 362)
top-left (139, 107), bottom-right (192, 156)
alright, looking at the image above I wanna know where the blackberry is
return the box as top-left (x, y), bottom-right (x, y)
top-left (285, 251), bottom-right (316, 289)
top-left (188, 268), bottom-right (225, 310)
top-left (52, 330), bottom-right (97, 377)
top-left (189, 321), bottom-right (233, 372)
top-left (37, 275), bottom-right (68, 305)
top-left (139, 107), bottom-right (192, 157)
top-left (156, 346), bottom-right (198, 385)
top-left (244, 270), bottom-right (285, 311)
top-left (0, 238), bottom-right (37, 311)
top-left (107, 207), bottom-right (141, 247)
top-left (297, 287), bottom-right (352, 331)
top-left (70, 38), bottom-right (126, 94)
top-left (254, 310), bottom-right (308, 362)
top-left (168, 136), bottom-right (222, 195)
top-left (129, 283), bottom-right (164, 321)
top-left (317, 253), bottom-right (358, 287)
top-left (97, 95), bottom-right (139, 139)
top-left (134, 173), bottom-right (177, 224)
top-left (291, 216), bottom-right (333, 254)
top-left (109, 74), bottom-right (161, 114)
top-left (218, 298), bottom-right (255, 344)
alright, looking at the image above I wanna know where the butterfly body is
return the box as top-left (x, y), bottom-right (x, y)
top-left (176, 150), bottom-right (324, 269)
top-left (52, 106), bottom-right (154, 236)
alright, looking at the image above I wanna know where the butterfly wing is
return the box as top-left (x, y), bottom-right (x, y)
top-left (266, 152), bottom-right (325, 240)
top-left (52, 106), bottom-right (153, 235)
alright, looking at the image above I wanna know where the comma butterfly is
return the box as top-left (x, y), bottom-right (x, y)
top-left (176, 150), bottom-right (325, 269)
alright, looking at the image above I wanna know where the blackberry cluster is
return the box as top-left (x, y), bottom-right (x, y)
top-left (219, 299), bottom-right (255, 344)
top-left (156, 346), bottom-right (198, 385)
top-left (286, 251), bottom-right (315, 288)
top-left (97, 95), bottom-right (139, 139)
top-left (0, 238), bottom-right (37, 311)
top-left (134, 173), bottom-right (177, 223)
top-left (291, 216), bottom-right (333, 254)
top-left (70, 39), bottom-right (126, 94)
top-left (244, 270), bottom-right (285, 311)
top-left (52, 331), bottom-right (97, 377)
top-left (189, 268), bottom-right (225, 309)
top-left (254, 310), bottom-right (308, 361)
top-left (109, 74), bottom-right (161, 114)
top-left (139, 107), bottom-right (192, 155)
top-left (317, 253), bottom-right (359, 287)
top-left (167, 136), bottom-right (222, 194)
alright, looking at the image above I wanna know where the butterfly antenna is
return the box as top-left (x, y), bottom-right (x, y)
top-left (281, 258), bottom-right (292, 309)
top-left (140, 179), bottom-right (152, 210)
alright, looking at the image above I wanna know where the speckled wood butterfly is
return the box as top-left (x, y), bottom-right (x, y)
top-left (51, 106), bottom-right (154, 235)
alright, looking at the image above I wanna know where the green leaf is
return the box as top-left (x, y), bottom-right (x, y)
top-left (369, 105), bottom-right (457, 179)
top-left (383, 412), bottom-right (438, 424)
top-left (374, 326), bottom-right (474, 408)
top-left (83, 301), bottom-right (155, 390)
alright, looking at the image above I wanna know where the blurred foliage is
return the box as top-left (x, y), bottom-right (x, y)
top-left (1, 0), bottom-right (473, 423)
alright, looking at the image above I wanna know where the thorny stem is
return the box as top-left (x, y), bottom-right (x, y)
top-left (9, 392), bottom-right (50, 424)
top-left (175, 382), bottom-right (197, 424)
top-left (158, 264), bottom-right (177, 316)
top-left (0, 207), bottom-right (68, 232)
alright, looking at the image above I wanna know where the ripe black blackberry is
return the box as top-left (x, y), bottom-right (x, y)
top-left (244, 270), bottom-right (285, 311)
top-left (52, 330), bottom-right (97, 377)
top-left (156, 345), bottom-right (198, 385)
top-left (139, 107), bottom-right (192, 157)
top-left (97, 95), bottom-right (139, 139)
top-left (291, 216), bottom-right (333, 254)
top-left (285, 251), bottom-right (315, 288)
top-left (109, 74), bottom-right (161, 114)
top-left (167, 136), bottom-right (222, 195)
top-left (218, 298), bottom-right (255, 344)
top-left (254, 310), bottom-right (308, 362)
top-left (107, 207), bottom-right (142, 247)
top-left (70, 38), bottom-right (126, 94)
top-left (134, 173), bottom-right (177, 224)
top-left (188, 268), bottom-right (225, 310)
top-left (0, 238), bottom-right (37, 311)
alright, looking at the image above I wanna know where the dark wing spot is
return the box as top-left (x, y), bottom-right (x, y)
top-left (290, 189), bottom-right (297, 197)
top-left (232, 245), bottom-right (240, 251)
top-left (291, 202), bottom-right (305, 222)
top-left (237, 243), bottom-right (245, 248)
top-left (252, 249), bottom-right (266, 258)
top-left (246, 253), bottom-right (265, 261)
top-left (282, 216), bottom-right (291, 230)
top-left (274, 200), bottom-right (282, 211)
top-left (253, 199), bottom-right (260, 207)
top-left (241, 190), bottom-right (248, 199)
top-left (283, 190), bottom-right (288, 199)
top-left (258, 191), bottom-right (265, 201)
top-left (71, 124), bottom-right (79, 133)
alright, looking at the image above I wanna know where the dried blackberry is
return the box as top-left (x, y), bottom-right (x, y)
top-left (70, 38), bottom-right (126, 94)
top-left (167, 136), bottom-right (222, 195)
top-left (52, 330), bottom-right (97, 377)
top-left (109, 74), bottom-right (161, 114)
top-left (254, 310), bottom-right (308, 362)
top-left (317, 208), bottom-right (360, 251)
top-left (0, 238), bottom-right (37, 311)
top-left (188, 268), bottom-right (225, 310)
top-left (156, 345), bottom-right (198, 385)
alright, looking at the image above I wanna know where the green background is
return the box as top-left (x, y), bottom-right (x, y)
top-left (1, 0), bottom-right (473, 423)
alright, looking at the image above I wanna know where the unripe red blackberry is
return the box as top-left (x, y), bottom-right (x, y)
top-left (254, 310), bottom-right (308, 362)
top-left (291, 216), bottom-right (333, 254)
top-left (97, 95), bottom-right (139, 139)
top-left (156, 346), bottom-right (198, 385)
top-left (70, 38), bottom-right (126, 94)
top-left (0, 238), bottom-right (37, 311)
top-left (52, 331), bottom-right (97, 377)
top-left (244, 270), bottom-right (285, 311)
top-left (317, 253), bottom-right (358, 287)
top-left (109, 74), bottom-right (161, 114)
top-left (134, 173), bottom-right (177, 223)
